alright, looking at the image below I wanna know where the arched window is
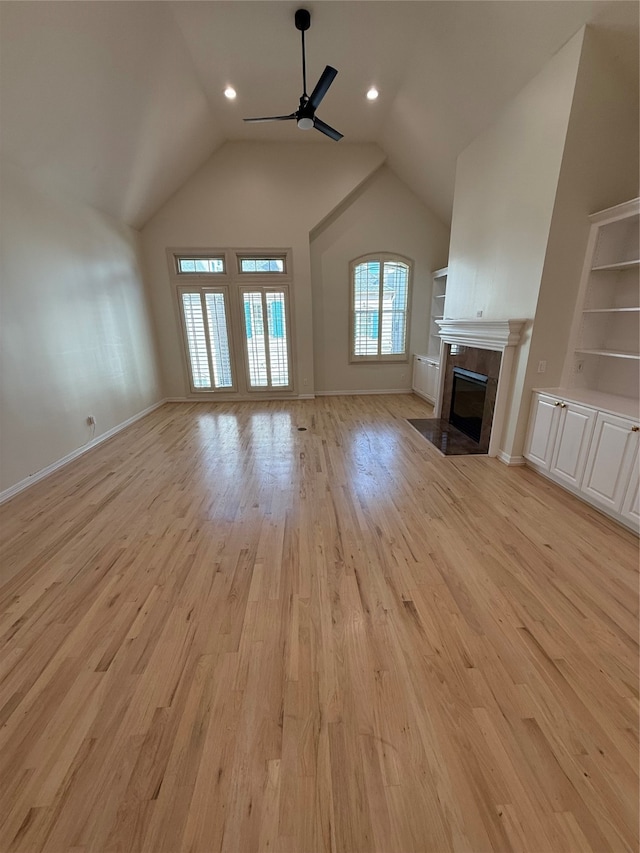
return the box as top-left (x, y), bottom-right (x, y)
top-left (350, 253), bottom-right (412, 361)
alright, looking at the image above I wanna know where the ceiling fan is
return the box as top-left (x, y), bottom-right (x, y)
top-left (244, 8), bottom-right (343, 141)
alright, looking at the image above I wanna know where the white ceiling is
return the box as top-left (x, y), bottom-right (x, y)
top-left (1, 1), bottom-right (637, 228)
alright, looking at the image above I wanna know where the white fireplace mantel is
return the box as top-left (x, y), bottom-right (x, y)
top-left (433, 318), bottom-right (529, 461)
top-left (436, 318), bottom-right (527, 351)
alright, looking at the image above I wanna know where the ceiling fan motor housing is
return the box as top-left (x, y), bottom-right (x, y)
top-left (295, 9), bottom-right (311, 31)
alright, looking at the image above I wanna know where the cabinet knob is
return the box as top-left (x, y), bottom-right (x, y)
top-left (632, 426), bottom-right (639, 432)
top-left (554, 401), bottom-right (561, 407)
top-left (560, 402), bottom-right (567, 408)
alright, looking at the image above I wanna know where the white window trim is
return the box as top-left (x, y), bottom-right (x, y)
top-left (168, 248), bottom-right (296, 397)
top-left (169, 248), bottom-right (229, 280)
top-left (349, 252), bottom-right (413, 363)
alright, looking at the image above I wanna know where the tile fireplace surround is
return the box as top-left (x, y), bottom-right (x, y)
top-left (434, 319), bottom-right (527, 458)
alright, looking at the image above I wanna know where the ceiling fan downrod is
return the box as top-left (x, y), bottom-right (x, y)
top-left (294, 8), bottom-right (311, 98)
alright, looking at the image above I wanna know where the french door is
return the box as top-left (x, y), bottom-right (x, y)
top-left (177, 270), bottom-right (293, 394)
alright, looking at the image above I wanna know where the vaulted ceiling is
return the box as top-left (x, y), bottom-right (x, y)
top-left (1, 1), bottom-right (637, 229)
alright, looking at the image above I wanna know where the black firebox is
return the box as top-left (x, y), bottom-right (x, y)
top-left (449, 367), bottom-right (488, 443)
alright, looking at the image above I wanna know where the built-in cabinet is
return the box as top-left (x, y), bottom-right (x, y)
top-left (412, 355), bottom-right (439, 404)
top-left (526, 198), bottom-right (640, 533)
top-left (412, 266), bottom-right (447, 404)
top-left (525, 391), bottom-right (639, 531)
top-left (428, 267), bottom-right (447, 359)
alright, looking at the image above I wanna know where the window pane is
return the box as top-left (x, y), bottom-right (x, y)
top-left (353, 261), bottom-right (380, 356)
top-left (240, 258), bottom-right (285, 273)
top-left (205, 292), bottom-right (233, 388)
top-left (243, 292), bottom-right (269, 386)
top-left (178, 257), bottom-right (224, 274)
top-left (181, 293), bottom-right (211, 388)
top-left (381, 261), bottom-right (409, 354)
top-left (266, 291), bottom-right (289, 386)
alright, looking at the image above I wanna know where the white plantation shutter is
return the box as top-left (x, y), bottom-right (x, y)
top-left (242, 288), bottom-right (291, 389)
top-left (204, 292), bottom-right (233, 388)
top-left (243, 292), bottom-right (269, 387)
top-left (265, 291), bottom-right (289, 386)
top-left (381, 261), bottom-right (409, 355)
top-left (180, 290), bottom-right (234, 390)
top-left (351, 254), bottom-right (412, 361)
top-left (181, 292), bottom-right (211, 388)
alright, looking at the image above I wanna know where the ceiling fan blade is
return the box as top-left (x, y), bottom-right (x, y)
top-left (307, 66), bottom-right (338, 111)
top-left (243, 114), bottom-right (296, 123)
top-left (313, 116), bottom-right (343, 142)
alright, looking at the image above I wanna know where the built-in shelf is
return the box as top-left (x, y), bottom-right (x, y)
top-left (428, 266), bottom-right (448, 359)
top-left (562, 198), bottom-right (640, 402)
top-left (583, 307), bottom-right (640, 313)
top-left (591, 259), bottom-right (640, 271)
top-left (576, 348), bottom-right (640, 360)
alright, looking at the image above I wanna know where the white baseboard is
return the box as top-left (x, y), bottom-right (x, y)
top-left (497, 450), bottom-right (526, 466)
top-left (0, 400), bottom-right (166, 505)
top-left (315, 388), bottom-right (413, 397)
top-left (164, 394), bottom-right (317, 402)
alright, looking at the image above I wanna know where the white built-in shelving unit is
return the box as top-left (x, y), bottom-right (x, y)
top-left (428, 266), bottom-right (447, 360)
top-left (524, 198), bottom-right (640, 532)
top-left (411, 266), bottom-right (447, 404)
top-left (564, 197), bottom-right (640, 401)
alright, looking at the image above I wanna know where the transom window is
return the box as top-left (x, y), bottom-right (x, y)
top-left (350, 253), bottom-right (412, 361)
top-left (239, 257), bottom-right (286, 274)
top-left (177, 256), bottom-right (225, 274)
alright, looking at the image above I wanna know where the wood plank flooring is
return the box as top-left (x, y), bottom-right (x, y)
top-left (0, 395), bottom-right (638, 853)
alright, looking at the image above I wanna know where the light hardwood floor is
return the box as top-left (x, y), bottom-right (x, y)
top-left (0, 395), bottom-right (638, 853)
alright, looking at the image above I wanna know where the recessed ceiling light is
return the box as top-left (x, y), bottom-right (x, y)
top-left (366, 87), bottom-right (379, 101)
top-left (224, 87), bottom-right (237, 100)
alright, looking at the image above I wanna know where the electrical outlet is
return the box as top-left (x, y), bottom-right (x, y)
top-left (476, 310), bottom-right (483, 318)
top-left (87, 415), bottom-right (95, 426)
top-left (303, 378), bottom-right (308, 386)
top-left (537, 360), bottom-right (546, 374)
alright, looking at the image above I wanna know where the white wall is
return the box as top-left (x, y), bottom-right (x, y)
top-left (0, 164), bottom-right (162, 493)
top-left (310, 166), bottom-right (449, 393)
top-left (445, 29), bottom-right (584, 457)
top-left (141, 141), bottom-right (386, 398)
top-left (525, 25), bottom-right (639, 421)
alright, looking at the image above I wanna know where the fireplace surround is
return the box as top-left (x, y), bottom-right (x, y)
top-left (434, 319), bottom-right (527, 457)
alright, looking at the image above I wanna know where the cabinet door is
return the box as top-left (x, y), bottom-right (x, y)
top-left (550, 402), bottom-right (596, 487)
top-left (426, 362), bottom-right (439, 403)
top-left (412, 357), bottom-right (430, 399)
top-left (524, 394), bottom-right (561, 469)
top-left (621, 449), bottom-right (640, 525)
top-left (582, 413), bottom-right (639, 511)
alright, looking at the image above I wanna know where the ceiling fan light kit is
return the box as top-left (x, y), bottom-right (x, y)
top-left (243, 8), bottom-right (343, 141)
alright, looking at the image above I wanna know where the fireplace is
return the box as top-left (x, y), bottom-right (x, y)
top-left (434, 319), bottom-right (527, 459)
top-left (449, 368), bottom-right (488, 443)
